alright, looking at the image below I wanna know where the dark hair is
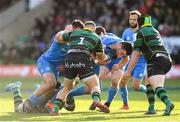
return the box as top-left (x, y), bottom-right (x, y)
top-left (121, 42), bottom-right (133, 56)
top-left (95, 26), bottom-right (106, 35)
top-left (72, 19), bottom-right (84, 29)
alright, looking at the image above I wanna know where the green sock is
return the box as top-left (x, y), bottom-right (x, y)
top-left (92, 92), bottom-right (101, 102)
top-left (53, 99), bottom-right (64, 112)
top-left (13, 87), bottom-right (23, 106)
top-left (146, 84), bottom-right (155, 110)
top-left (155, 87), bottom-right (171, 105)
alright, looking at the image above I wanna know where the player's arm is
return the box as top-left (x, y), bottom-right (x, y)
top-left (111, 56), bottom-right (129, 71)
top-left (126, 51), bottom-right (141, 72)
top-left (126, 32), bottom-right (143, 73)
top-left (94, 39), bottom-right (109, 65)
top-left (118, 56), bottom-right (129, 68)
top-left (55, 25), bottom-right (73, 44)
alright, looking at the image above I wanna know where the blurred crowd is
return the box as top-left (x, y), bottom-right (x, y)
top-left (0, 0), bottom-right (180, 64)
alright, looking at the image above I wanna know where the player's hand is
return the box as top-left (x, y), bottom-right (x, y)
top-left (112, 64), bottom-right (120, 72)
top-left (123, 70), bottom-right (131, 79)
top-left (65, 25), bottom-right (73, 32)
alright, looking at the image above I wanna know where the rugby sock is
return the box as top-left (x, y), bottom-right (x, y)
top-left (120, 87), bottom-right (128, 105)
top-left (146, 84), bottom-right (155, 110)
top-left (155, 87), bottom-right (171, 105)
top-left (92, 92), bottom-right (101, 101)
top-left (68, 85), bottom-right (86, 98)
top-left (106, 87), bottom-right (118, 104)
top-left (138, 84), bottom-right (147, 93)
top-left (28, 93), bottom-right (39, 107)
top-left (36, 94), bottom-right (47, 105)
top-left (12, 86), bottom-right (23, 107)
top-left (53, 99), bottom-right (64, 112)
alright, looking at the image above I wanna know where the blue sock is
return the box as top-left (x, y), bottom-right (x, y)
top-left (120, 87), bottom-right (128, 105)
top-left (138, 84), bottom-right (147, 93)
top-left (106, 87), bottom-right (118, 104)
top-left (68, 85), bottom-right (86, 98)
top-left (28, 93), bottom-right (39, 107)
top-left (36, 94), bottom-right (47, 105)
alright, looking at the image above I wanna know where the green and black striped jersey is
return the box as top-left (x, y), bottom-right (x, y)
top-left (62, 29), bottom-right (103, 54)
top-left (134, 26), bottom-right (169, 61)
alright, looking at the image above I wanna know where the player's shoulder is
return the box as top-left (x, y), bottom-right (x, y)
top-left (123, 27), bottom-right (133, 34)
top-left (107, 33), bottom-right (123, 41)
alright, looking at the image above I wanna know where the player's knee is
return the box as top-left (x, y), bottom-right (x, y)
top-left (111, 80), bottom-right (119, 88)
top-left (91, 86), bottom-right (100, 94)
top-left (45, 79), bottom-right (56, 89)
top-left (49, 81), bottom-right (56, 89)
top-left (132, 84), bottom-right (140, 91)
top-left (132, 79), bottom-right (141, 91)
top-left (120, 81), bottom-right (127, 87)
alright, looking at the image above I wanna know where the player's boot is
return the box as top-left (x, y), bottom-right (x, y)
top-left (50, 100), bottom-right (64, 116)
top-left (89, 102), bottom-right (97, 110)
top-left (23, 99), bottom-right (34, 113)
top-left (163, 102), bottom-right (174, 116)
top-left (65, 97), bottom-right (75, 111)
top-left (144, 109), bottom-right (157, 115)
top-left (50, 105), bottom-right (60, 116)
top-left (104, 101), bottom-right (110, 108)
top-left (144, 105), bottom-right (157, 115)
top-left (4, 81), bottom-right (21, 92)
top-left (45, 100), bottom-right (54, 113)
top-left (120, 104), bottom-right (129, 110)
top-left (89, 100), bottom-right (110, 113)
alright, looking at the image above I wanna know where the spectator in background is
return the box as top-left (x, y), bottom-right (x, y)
top-left (1, 0), bottom-right (180, 64)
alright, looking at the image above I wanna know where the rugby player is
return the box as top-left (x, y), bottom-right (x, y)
top-left (50, 21), bottom-right (110, 116)
top-left (64, 26), bottom-right (133, 111)
top-left (5, 20), bottom-right (84, 113)
top-left (120, 10), bottom-right (147, 109)
top-left (123, 15), bottom-right (174, 116)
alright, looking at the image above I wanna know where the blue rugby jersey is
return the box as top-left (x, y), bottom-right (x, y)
top-left (101, 33), bottom-right (123, 59)
top-left (41, 38), bottom-right (69, 65)
top-left (122, 28), bottom-right (146, 65)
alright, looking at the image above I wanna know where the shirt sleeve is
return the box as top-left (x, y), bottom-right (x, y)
top-left (95, 38), bottom-right (104, 53)
top-left (134, 32), bottom-right (144, 51)
top-left (62, 32), bottom-right (70, 42)
top-left (121, 31), bottom-right (126, 40)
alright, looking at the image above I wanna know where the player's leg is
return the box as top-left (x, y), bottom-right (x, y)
top-left (85, 75), bottom-right (110, 113)
top-left (149, 75), bottom-right (174, 116)
top-left (147, 57), bottom-right (174, 116)
top-left (132, 65), bottom-right (147, 93)
top-left (5, 81), bottom-right (23, 112)
top-left (119, 73), bottom-right (130, 109)
top-left (104, 69), bottom-right (123, 108)
top-left (65, 84), bottom-right (90, 111)
top-left (78, 60), bottom-right (109, 113)
top-left (50, 77), bottom-right (75, 115)
top-left (27, 58), bottom-right (57, 109)
top-left (65, 64), bottom-right (100, 111)
top-left (50, 54), bottom-right (78, 116)
top-left (144, 77), bottom-right (156, 114)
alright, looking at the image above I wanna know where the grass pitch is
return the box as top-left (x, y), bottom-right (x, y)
top-left (0, 77), bottom-right (180, 122)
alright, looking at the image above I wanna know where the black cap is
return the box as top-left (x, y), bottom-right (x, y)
top-left (72, 19), bottom-right (84, 29)
top-left (95, 26), bottom-right (106, 35)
